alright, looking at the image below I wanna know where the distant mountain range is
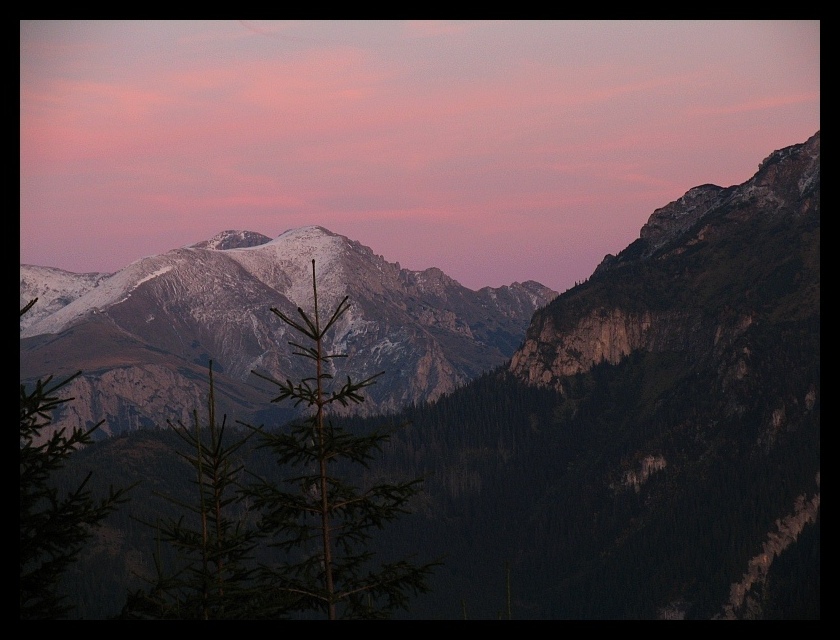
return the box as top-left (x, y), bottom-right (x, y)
top-left (20, 226), bottom-right (557, 438)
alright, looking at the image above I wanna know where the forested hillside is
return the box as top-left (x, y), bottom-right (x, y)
top-left (53, 343), bottom-right (819, 619)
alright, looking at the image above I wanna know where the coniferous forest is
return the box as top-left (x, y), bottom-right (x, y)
top-left (33, 323), bottom-right (819, 619)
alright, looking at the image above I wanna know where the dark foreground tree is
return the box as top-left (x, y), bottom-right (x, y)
top-left (245, 260), bottom-right (439, 619)
top-left (20, 298), bottom-right (132, 620)
top-left (119, 363), bottom-right (272, 619)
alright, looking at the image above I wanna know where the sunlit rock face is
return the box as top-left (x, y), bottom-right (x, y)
top-left (510, 131), bottom-right (820, 396)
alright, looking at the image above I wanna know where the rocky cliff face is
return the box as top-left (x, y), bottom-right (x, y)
top-left (510, 131), bottom-right (820, 392)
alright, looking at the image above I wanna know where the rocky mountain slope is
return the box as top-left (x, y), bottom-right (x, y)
top-left (510, 130), bottom-right (820, 386)
top-left (19, 266), bottom-right (113, 332)
top-left (493, 130), bottom-right (820, 618)
top-left (20, 227), bottom-right (557, 438)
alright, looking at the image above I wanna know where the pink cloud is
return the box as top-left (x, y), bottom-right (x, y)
top-left (20, 21), bottom-right (820, 293)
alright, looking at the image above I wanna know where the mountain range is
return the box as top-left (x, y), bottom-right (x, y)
top-left (21, 226), bottom-right (557, 438)
top-left (21, 130), bottom-right (819, 619)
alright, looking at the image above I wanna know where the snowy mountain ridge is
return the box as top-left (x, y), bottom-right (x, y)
top-left (19, 265), bottom-right (113, 332)
top-left (21, 226), bottom-right (558, 437)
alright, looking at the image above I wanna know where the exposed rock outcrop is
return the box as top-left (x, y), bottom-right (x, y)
top-left (510, 132), bottom-right (820, 392)
top-left (716, 473), bottom-right (821, 620)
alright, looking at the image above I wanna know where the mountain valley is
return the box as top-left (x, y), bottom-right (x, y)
top-left (21, 131), bottom-right (820, 619)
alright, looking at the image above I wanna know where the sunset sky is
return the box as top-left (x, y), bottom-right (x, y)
top-left (20, 20), bottom-right (820, 293)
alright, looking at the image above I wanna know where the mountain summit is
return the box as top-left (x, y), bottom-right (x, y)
top-left (511, 130), bottom-right (820, 386)
top-left (187, 229), bottom-right (272, 251)
top-left (20, 226), bottom-right (557, 437)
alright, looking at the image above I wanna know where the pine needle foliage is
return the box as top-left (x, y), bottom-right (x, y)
top-left (245, 260), bottom-right (438, 619)
top-left (20, 299), bottom-right (132, 620)
top-left (119, 362), bottom-right (271, 619)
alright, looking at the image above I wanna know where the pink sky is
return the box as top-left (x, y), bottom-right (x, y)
top-left (20, 20), bottom-right (820, 293)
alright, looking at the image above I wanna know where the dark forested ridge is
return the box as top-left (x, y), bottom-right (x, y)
top-left (55, 332), bottom-right (819, 619)
top-left (38, 132), bottom-right (819, 619)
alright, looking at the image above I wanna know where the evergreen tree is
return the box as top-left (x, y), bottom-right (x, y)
top-left (245, 260), bottom-right (439, 619)
top-left (20, 298), bottom-right (132, 619)
top-left (119, 362), bottom-right (270, 619)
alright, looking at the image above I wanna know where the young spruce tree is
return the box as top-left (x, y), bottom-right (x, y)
top-left (245, 260), bottom-right (438, 619)
top-left (20, 298), bottom-right (132, 619)
top-left (119, 362), bottom-right (271, 619)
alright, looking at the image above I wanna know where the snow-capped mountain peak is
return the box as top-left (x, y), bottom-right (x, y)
top-left (20, 226), bottom-right (558, 435)
top-left (187, 230), bottom-right (272, 251)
